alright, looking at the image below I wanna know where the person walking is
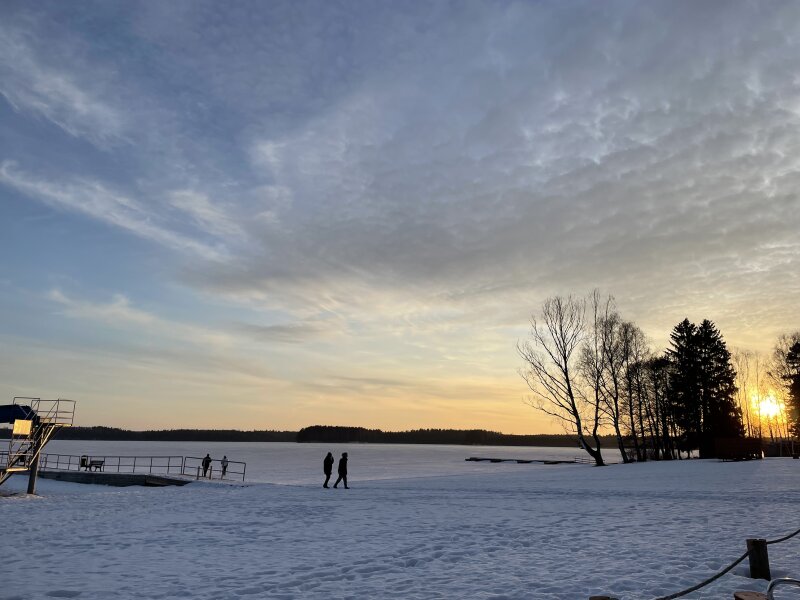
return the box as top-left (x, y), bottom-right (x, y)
top-left (221, 455), bottom-right (229, 478)
top-left (202, 453), bottom-right (212, 478)
top-left (333, 452), bottom-right (349, 489)
top-left (323, 452), bottom-right (334, 488)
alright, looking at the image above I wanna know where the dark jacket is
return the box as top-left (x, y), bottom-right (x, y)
top-left (323, 454), bottom-right (334, 474)
top-left (338, 456), bottom-right (348, 475)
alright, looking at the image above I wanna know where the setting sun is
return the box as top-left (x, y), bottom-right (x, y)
top-left (751, 392), bottom-right (786, 420)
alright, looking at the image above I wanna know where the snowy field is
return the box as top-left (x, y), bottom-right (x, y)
top-left (2, 448), bottom-right (799, 600)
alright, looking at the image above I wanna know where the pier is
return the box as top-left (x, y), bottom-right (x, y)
top-left (37, 452), bottom-right (247, 485)
top-left (39, 470), bottom-right (190, 487)
top-left (465, 456), bottom-right (592, 465)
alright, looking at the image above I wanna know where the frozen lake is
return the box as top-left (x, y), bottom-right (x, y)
top-left (3, 456), bottom-right (798, 599)
top-left (43, 440), bottom-right (610, 484)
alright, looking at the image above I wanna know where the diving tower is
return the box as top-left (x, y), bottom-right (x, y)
top-left (0, 397), bottom-right (76, 493)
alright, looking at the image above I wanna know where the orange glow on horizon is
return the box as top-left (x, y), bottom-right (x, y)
top-left (749, 390), bottom-right (789, 434)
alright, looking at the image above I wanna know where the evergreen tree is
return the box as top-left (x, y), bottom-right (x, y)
top-left (666, 318), bottom-right (743, 458)
top-left (786, 341), bottom-right (800, 437)
top-left (667, 319), bottom-right (700, 454)
top-left (695, 319), bottom-right (743, 456)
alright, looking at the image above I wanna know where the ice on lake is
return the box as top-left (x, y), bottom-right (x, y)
top-left (41, 440), bottom-right (605, 484)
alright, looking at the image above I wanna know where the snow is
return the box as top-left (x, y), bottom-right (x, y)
top-left (41, 440), bottom-right (605, 484)
top-left (2, 444), bottom-right (799, 600)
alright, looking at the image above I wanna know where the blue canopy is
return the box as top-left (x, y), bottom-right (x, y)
top-left (0, 405), bottom-right (36, 424)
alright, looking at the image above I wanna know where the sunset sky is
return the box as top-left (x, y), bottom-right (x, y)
top-left (1, 1), bottom-right (798, 433)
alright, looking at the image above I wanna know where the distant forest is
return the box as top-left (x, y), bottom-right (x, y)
top-left (295, 426), bottom-right (617, 447)
top-left (0, 426), bottom-right (296, 442)
top-left (0, 424), bottom-right (613, 447)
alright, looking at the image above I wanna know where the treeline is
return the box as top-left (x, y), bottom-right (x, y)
top-left (0, 425), bottom-right (613, 447)
top-left (296, 425), bottom-right (617, 446)
top-left (0, 426), bottom-right (296, 442)
top-left (519, 291), bottom-right (800, 465)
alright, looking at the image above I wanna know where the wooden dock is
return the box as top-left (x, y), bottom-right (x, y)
top-left (40, 470), bottom-right (191, 487)
top-left (465, 456), bottom-right (590, 465)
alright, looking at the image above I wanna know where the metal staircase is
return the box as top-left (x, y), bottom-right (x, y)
top-left (0, 397), bottom-right (76, 487)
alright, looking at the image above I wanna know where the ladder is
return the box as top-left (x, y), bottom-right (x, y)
top-left (0, 397), bottom-right (76, 487)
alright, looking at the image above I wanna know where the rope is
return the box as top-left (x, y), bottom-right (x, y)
top-left (652, 524), bottom-right (800, 600)
top-left (766, 526), bottom-right (800, 545)
top-left (653, 550), bottom-right (749, 600)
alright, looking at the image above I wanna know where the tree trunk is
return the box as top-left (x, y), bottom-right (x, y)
top-left (614, 421), bottom-right (629, 463)
top-left (626, 376), bottom-right (641, 461)
top-left (578, 431), bottom-right (605, 466)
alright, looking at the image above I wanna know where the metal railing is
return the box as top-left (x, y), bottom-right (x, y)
top-left (19, 397), bottom-right (77, 427)
top-left (183, 456), bottom-right (246, 482)
top-left (37, 453), bottom-right (247, 481)
top-left (39, 453), bottom-right (185, 475)
top-left (2, 397), bottom-right (77, 480)
top-left (767, 578), bottom-right (800, 599)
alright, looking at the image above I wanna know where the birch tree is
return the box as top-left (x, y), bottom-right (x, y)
top-left (518, 295), bottom-right (605, 466)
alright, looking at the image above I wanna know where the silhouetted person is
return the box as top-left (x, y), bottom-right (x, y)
top-left (323, 452), bottom-right (334, 488)
top-left (202, 453), bottom-right (211, 478)
top-left (333, 452), bottom-right (349, 489)
top-left (221, 455), bottom-right (229, 478)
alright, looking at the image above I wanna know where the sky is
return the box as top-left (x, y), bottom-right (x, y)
top-left (1, 1), bottom-right (799, 434)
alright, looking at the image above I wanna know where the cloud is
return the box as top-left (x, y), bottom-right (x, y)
top-left (235, 320), bottom-right (340, 344)
top-left (0, 25), bottom-right (126, 145)
top-left (47, 289), bottom-right (155, 326)
top-left (47, 288), bottom-right (235, 348)
top-left (0, 162), bottom-right (228, 261)
top-left (174, 1), bottom-right (799, 348)
top-left (169, 190), bottom-right (246, 239)
top-left (3, 1), bottom-right (800, 432)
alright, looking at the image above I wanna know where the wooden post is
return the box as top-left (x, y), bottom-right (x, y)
top-left (746, 538), bottom-right (771, 580)
top-left (26, 452), bottom-right (40, 495)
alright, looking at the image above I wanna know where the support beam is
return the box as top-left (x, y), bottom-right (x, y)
top-left (27, 451), bottom-right (40, 495)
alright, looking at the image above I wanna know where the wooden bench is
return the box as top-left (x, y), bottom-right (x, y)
top-left (88, 459), bottom-right (104, 472)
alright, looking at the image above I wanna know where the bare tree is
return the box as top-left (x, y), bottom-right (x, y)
top-left (733, 349), bottom-right (757, 438)
top-left (518, 295), bottom-right (605, 466)
top-left (597, 310), bottom-right (642, 463)
top-left (621, 322), bottom-right (650, 461)
top-left (645, 356), bottom-right (676, 459)
top-left (580, 293), bottom-right (631, 463)
top-left (769, 332), bottom-right (800, 438)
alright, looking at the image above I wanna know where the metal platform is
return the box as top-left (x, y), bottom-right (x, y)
top-left (1, 397), bottom-right (76, 489)
top-left (38, 470), bottom-right (191, 487)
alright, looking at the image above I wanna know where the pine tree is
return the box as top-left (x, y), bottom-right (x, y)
top-left (666, 318), bottom-right (743, 458)
top-left (786, 341), bottom-right (800, 437)
top-left (695, 320), bottom-right (743, 457)
top-left (667, 319), bottom-right (700, 455)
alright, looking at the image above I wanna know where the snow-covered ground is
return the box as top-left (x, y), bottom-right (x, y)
top-left (2, 450), bottom-right (799, 599)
